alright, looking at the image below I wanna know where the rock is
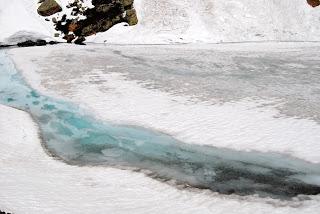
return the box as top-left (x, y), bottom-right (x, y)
top-left (53, 0), bottom-right (138, 43)
top-left (0, 44), bottom-right (13, 48)
top-left (17, 40), bottom-right (36, 47)
top-left (48, 41), bottom-right (58, 45)
top-left (36, 39), bottom-right (47, 46)
top-left (63, 34), bottom-right (76, 43)
top-left (125, 8), bottom-right (138, 26)
top-left (307, 0), bottom-right (320, 7)
top-left (68, 22), bottom-right (79, 32)
top-left (17, 40), bottom-right (48, 47)
top-left (37, 0), bottom-right (62, 16)
top-left (96, 4), bottom-right (112, 13)
top-left (122, 0), bottom-right (134, 8)
top-left (74, 36), bottom-right (86, 45)
top-left (17, 39), bottom-right (47, 47)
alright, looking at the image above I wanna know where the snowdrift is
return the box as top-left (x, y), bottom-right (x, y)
top-left (1, 0), bottom-right (320, 44)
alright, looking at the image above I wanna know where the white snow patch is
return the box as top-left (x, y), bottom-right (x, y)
top-left (4, 31), bottom-right (50, 45)
top-left (1, 0), bottom-right (320, 44)
top-left (88, 0), bottom-right (320, 44)
top-left (0, 0), bottom-right (54, 43)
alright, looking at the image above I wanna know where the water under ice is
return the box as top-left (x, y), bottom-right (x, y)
top-left (1, 50), bottom-right (320, 200)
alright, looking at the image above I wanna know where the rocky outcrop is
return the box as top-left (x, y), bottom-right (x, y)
top-left (37, 0), bottom-right (62, 16)
top-left (51, 0), bottom-right (138, 44)
top-left (307, 0), bottom-right (320, 7)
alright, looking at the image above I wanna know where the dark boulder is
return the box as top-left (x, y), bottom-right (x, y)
top-left (74, 36), bottom-right (86, 45)
top-left (48, 40), bottom-right (58, 45)
top-left (17, 40), bottom-right (36, 47)
top-left (36, 39), bottom-right (47, 46)
top-left (122, 0), bottom-right (134, 8)
top-left (63, 34), bottom-right (76, 43)
top-left (17, 39), bottom-right (47, 47)
top-left (125, 8), bottom-right (138, 26)
top-left (307, 0), bottom-right (320, 7)
top-left (37, 0), bottom-right (62, 16)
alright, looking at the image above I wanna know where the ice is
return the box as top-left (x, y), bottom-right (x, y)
top-left (10, 43), bottom-right (320, 164)
top-left (2, 104), bottom-right (320, 214)
top-left (2, 48), bottom-right (320, 199)
top-left (1, 42), bottom-right (320, 213)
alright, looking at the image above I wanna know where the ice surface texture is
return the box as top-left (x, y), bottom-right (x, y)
top-left (1, 50), bottom-right (320, 199)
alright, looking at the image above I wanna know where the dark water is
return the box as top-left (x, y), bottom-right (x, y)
top-left (1, 50), bottom-right (320, 199)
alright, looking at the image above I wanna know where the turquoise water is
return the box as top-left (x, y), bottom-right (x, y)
top-left (1, 50), bottom-right (320, 199)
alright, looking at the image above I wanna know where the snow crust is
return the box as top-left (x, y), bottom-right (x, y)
top-left (92, 0), bottom-right (320, 44)
top-left (1, 0), bottom-right (320, 44)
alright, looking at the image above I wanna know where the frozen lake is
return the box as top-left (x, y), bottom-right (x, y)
top-left (1, 43), bottom-right (320, 213)
top-left (1, 43), bottom-right (320, 200)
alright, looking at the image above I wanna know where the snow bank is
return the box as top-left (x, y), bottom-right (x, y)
top-left (1, 88), bottom-right (320, 213)
top-left (0, 0), bottom-right (53, 44)
top-left (92, 0), bottom-right (320, 43)
top-left (0, 104), bottom-right (224, 214)
top-left (1, 0), bottom-right (320, 44)
top-left (2, 103), bottom-right (320, 213)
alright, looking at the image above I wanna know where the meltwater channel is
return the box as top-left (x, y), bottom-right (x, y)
top-left (1, 50), bottom-right (320, 199)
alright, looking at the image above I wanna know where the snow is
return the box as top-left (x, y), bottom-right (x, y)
top-left (8, 43), bottom-right (320, 163)
top-left (1, 0), bottom-right (320, 211)
top-left (93, 0), bottom-right (320, 44)
top-left (0, 0), bottom-right (53, 44)
top-left (1, 99), bottom-right (320, 213)
top-left (0, 0), bottom-right (80, 44)
top-left (1, 0), bottom-right (320, 44)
